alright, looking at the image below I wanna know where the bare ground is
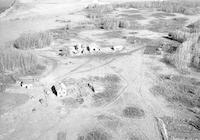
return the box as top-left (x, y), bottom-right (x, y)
top-left (0, 0), bottom-right (200, 140)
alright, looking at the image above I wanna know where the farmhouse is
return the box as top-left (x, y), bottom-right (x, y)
top-left (51, 82), bottom-right (67, 98)
top-left (68, 42), bottom-right (124, 56)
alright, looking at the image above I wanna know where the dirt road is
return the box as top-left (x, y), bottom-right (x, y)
top-left (0, 44), bottom-right (175, 140)
top-left (0, 0), bottom-right (178, 139)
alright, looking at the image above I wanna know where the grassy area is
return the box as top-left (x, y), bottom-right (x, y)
top-left (148, 18), bottom-right (188, 33)
top-left (151, 74), bottom-right (200, 108)
top-left (96, 17), bottom-right (130, 30)
top-left (92, 74), bottom-right (121, 106)
top-left (13, 31), bottom-right (52, 49)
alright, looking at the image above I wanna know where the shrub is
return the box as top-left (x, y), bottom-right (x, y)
top-left (13, 31), bottom-right (52, 49)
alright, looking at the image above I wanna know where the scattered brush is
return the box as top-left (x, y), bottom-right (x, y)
top-left (151, 78), bottom-right (200, 108)
top-left (96, 17), bottom-right (130, 30)
top-left (0, 47), bottom-right (44, 75)
top-left (13, 31), bottom-right (52, 49)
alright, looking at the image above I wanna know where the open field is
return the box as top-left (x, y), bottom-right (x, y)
top-left (0, 0), bottom-right (200, 140)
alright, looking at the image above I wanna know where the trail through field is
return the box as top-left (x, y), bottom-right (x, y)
top-left (0, 0), bottom-right (187, 139)
top-left (0, 43), bottom-right (174, 140)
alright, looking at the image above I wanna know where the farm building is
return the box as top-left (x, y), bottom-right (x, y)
top-left (51, 82), bottom-right (67, 98)
top-left (68, 42), bottom-right (124, 56)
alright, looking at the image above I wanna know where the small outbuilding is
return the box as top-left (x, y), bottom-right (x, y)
top-left (51, 83), bottom-right (67, 98)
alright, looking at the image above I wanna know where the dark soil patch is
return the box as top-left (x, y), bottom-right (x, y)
top-left (123, 106), bottom-right (145, 118)
top-left (77, 129), bottom-right (111, 140)
top-left (0, 93), bottom-right (29, 115)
